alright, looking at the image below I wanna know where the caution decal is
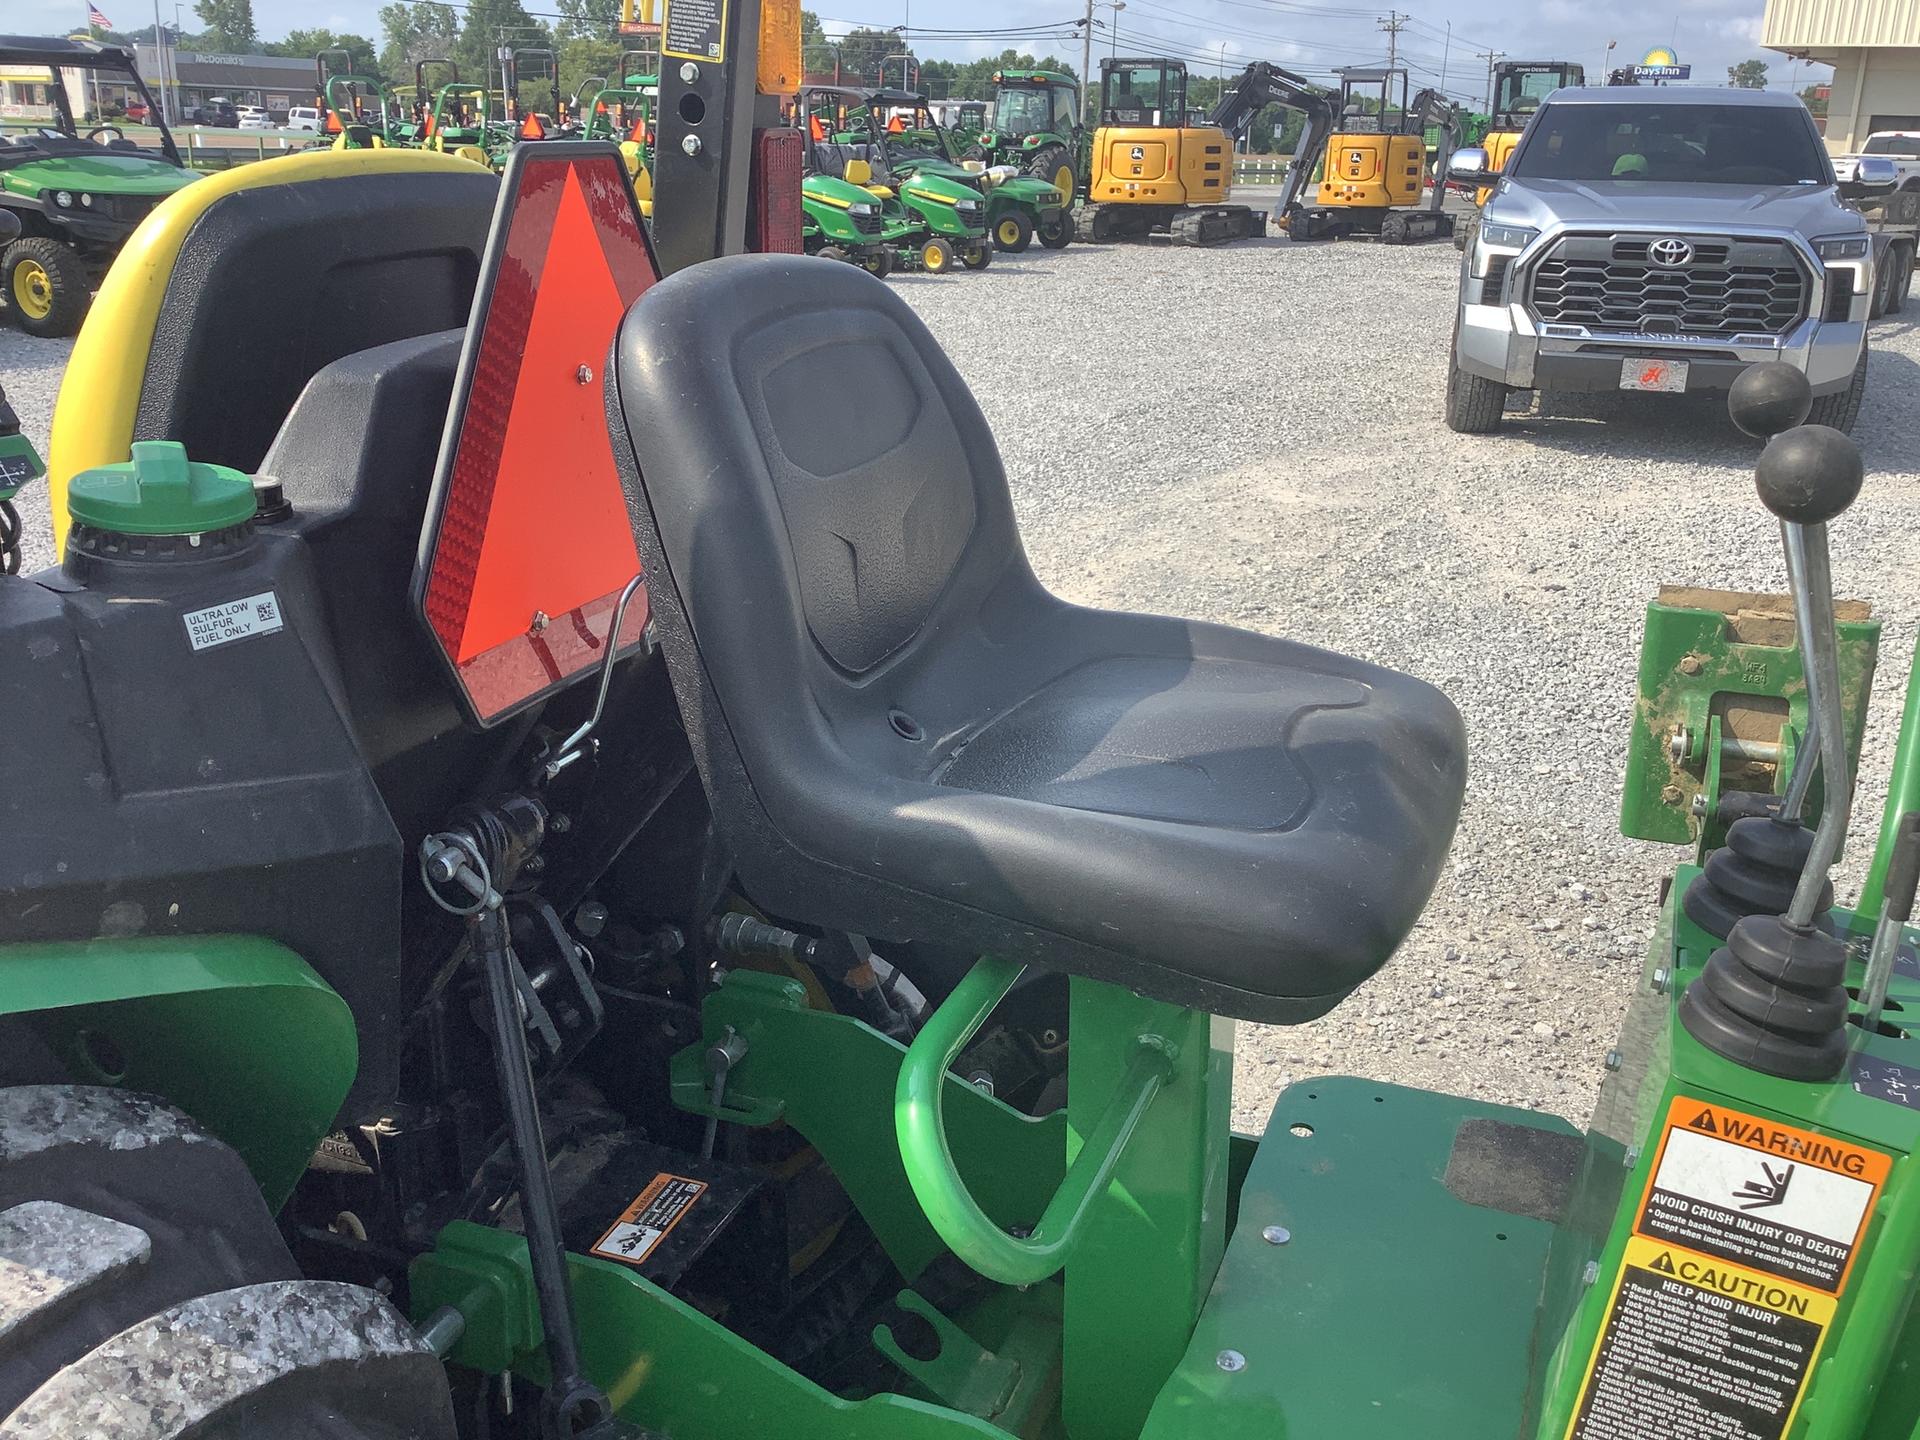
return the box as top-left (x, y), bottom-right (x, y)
top-left (589, 1172), bottom-right (708, 1271)
top-left (1565, 1098), bottom-right (1891, 1440)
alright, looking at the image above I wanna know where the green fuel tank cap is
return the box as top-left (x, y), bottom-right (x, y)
top-left (67, 441), bottom-right (256, 536)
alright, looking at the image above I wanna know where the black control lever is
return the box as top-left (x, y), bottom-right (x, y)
top-left (1681, 365), bottom-right (1865, 1080)
top-left (1859, 813), bottom-right (1920, 1034)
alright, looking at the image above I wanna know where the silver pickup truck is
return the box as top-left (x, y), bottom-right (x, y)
top-left (1445, 87), bottom-right (1872, 435)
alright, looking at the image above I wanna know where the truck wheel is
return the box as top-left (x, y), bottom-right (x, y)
top-left (993, 211), bottom-right (1033, 253)
top-left (1871, 252), bottom-right (1895, 319)
top-left (4, 238), bottom-right (89, 339)
top-left (1806, 352), bottom-right (1867, 434)
top-left (0, 1086), bottom-right (456, 1438)
top-left (1454, 214), bottom-right (1479, 254)
top-left (1887, 245), bottom-right (1913, 316)
top-left (1445, 357), bottom-right (1508, 434)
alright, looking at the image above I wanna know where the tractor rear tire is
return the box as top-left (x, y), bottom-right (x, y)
top-left (861, 247), bottom-right (895, 278)
top-left (4, 238), bottom-right (89, 339)
top-left (1026, 144), bottom-right (1077, 207)
top-left (1806, 350), bottom-right (1867, 434)
top-left (0, 1086), bottom-right (456, 1438)
top-left (1445, 357), bottom-right (1508, 434)
top-left (962, 241), bottom-right (993, 270)
top-left (993, 211), bottom-right (1034, 253)
top-left (1038, 210), bottom-right (1075, 249)
top-left (817, 244), bottom-right (850, 263)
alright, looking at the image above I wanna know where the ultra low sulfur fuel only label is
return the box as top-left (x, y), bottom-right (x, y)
top-left (1567, 1098), bottom-right (1890, 1440)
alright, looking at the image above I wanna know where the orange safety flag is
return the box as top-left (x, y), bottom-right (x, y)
top-left (596, 100), bottom-right (609, 115)
top-left (809, 114), bottom-right (825, 141)
top-left (521, 111), bottom-right (544, 138)
top-left (325, 109), bottom-right (341, 133)
top-left (627, 115), bottom-right (647, 143)
top-left (424, 110), bottom-right (437, 137)
top-left (886, 114), bottom-right (903, 132)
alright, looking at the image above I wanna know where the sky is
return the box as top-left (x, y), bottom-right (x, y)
top-left (18, 0), bottom-right (1830, 106)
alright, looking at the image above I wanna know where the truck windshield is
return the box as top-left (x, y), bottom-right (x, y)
top-left (1509, 103), bottom-right (1828, 186)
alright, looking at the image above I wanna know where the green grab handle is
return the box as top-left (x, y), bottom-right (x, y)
top-left (893, 955), bottom-right (1175, 1286)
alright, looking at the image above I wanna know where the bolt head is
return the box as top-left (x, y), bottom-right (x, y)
top-left (575, 364), bottom-right (594, 384)
top-left (681, 133), bottom-right (701, 156)
top-left (1691, 794), bottom-right (1708, 818)
top-left (1261, 1225), bottom-right (1291, 1245)
top-left (1652, 967), bottom-right (1670, 994)
top-left (679, 61), bottom-right (699, 83)
top-left (1661, 784), bottom-right (1684, 805)
top-left (1581, 1260), bottom-right (1601, 1286)
top-left (1215, 1349), bottom-right (1246, 1373)
top-left (531, 609), bottom-right (551, 632)
top-left (1604, 1049), bottom-right (1622, 1071)
top-left (1678, 654), bottom-right (1704, 676)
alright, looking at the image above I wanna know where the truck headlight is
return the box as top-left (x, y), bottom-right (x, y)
top-left (1478, 222), bottom-right (1537, 250)
top-left (1816, 236), bottom-right (1870, 261)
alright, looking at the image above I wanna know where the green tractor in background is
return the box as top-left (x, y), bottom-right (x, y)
top-left (800, 171), bottom-right (900, 276)
top-left (0, 36), bottom-right (198, 338)
top-left (963, 69), bottom-right (1085, 210)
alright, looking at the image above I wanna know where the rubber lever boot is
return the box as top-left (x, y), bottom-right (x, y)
top-left (1681, 909), bottom-right (1850, 1081)
top-left (1683, 816), bottom-right (1829, 940)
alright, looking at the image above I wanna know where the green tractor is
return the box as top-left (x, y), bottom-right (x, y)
top-left (964, 69), bottom-right (1085, 210)
top-left (316, 52), bottom-right (408, 150)
top-left (813, 86), bottom-right (1072, 253)
top-left (0, 36), bottom-right (198, 338)
top-left (800, 172), bottom-right (899, 276)
top-left (8, 91), bottom-right (1920, 1440)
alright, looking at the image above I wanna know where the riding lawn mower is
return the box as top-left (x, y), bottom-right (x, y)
top-left (0, 4), bottom-right (1917, 1438)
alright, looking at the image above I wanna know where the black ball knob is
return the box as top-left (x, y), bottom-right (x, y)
top-left (1728, 363), bottom-right (1812, 439)
top-left (1755, 425), bottom-right (1863, 525)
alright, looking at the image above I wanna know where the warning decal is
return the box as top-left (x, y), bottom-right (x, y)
top-left (1637, 1100), bottom-right (1888, 1292)
top-left (1564, 1098), bottom-right (1891, 1440)
top-left (661, 0), bottom-right (727, 62)
top-left (589, 1173), bottom-right (707, 1270)
top-left (1569, 1237), bottom-right (1835, 1440)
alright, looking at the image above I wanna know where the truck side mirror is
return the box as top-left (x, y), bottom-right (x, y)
top-left (1447, 146), bottom-right (1493, 183)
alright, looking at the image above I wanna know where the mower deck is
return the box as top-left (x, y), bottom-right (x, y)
top-left (1144, 1077), bottom-right (1581, 1438)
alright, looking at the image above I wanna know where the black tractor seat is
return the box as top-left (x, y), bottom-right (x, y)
top-left (611, 256), bottom-right (1466, 1023)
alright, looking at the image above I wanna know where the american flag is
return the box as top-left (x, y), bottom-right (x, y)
top-left (87, 4), bottom-right (112, 29)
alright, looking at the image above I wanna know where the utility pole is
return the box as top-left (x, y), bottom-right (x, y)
top-left (1439, 20), bottom-right (1450, 98)
top-left (1378, 11), bottom-right (1407, 75)
top-left (1079, 0), bottom-right (1093, 126)
top-left (1475, 48), bottom-right (1504, 114)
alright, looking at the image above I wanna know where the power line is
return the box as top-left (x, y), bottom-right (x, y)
top-left (1378, 9), bottom-right (1406, 75)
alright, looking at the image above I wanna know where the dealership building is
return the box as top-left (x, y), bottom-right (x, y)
top-left (1765, 0), bottom-right (1920, 151)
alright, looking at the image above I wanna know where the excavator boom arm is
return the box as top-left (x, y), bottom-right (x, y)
top-left (1204, 61), bottom-right (1335, 219)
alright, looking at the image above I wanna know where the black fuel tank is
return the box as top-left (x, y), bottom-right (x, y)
top-left (0, 444), bottom-right (403, 1115)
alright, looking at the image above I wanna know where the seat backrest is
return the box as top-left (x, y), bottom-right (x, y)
top-left (843, 156), bottom-right (872, 185)
top-left (611, 254), bottom-right (1030, 852)
top-left (48, 150), bottom-right (496, 546)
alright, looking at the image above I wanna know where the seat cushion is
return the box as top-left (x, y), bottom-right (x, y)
top-left (611, 254), bottom-right (1466, 1023)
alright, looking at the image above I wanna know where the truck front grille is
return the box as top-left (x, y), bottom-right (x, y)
top-left (1528, 234), bottom-right (1807, 337)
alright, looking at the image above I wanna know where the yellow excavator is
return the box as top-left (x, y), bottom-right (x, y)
top-left (1084, 58), bottom-right (1331, 245)
top-left (1284, 67), bottom-right (1460, 243)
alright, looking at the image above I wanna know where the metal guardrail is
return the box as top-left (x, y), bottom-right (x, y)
top-left (1231, 155), bottom-right (1296, 181)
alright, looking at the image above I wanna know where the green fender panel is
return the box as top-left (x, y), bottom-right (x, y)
top-left (0, 935), bottom-right (357, 1211)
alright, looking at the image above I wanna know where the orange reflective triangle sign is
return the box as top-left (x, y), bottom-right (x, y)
top-left (417, 143), bottom-right (662, 726)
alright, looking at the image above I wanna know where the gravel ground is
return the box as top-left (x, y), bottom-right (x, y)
top-left (6, 232), bottom-right (1919, 1136)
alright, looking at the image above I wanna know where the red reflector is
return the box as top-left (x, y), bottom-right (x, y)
top-left (416, 143), bottom-right (662, 726)
top-left (751, 128), bottom-right (805, 255)
top-left (521, 111), bottom-right (545, 138)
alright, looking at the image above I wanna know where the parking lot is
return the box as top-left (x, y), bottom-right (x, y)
top-left (6, 232), bottom-right (1920, 1131)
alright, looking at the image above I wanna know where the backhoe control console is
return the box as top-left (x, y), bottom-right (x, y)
top-left (1681, 366), bottom-right (1864, 1079)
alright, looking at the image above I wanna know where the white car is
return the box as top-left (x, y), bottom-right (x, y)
top-left (237, 106), bottom-right (270, 129)
top-left (285, 106), bottom-right (321, 132)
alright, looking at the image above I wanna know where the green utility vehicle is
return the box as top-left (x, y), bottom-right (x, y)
top-left (964, 68), bottom-right (1085, 207)
top-left (0, 35), bottom-right (197, 337)
top-left (8, 82), bottom-right (1920, 1440)
top-left (811, 85), bottom-right (1071, 252)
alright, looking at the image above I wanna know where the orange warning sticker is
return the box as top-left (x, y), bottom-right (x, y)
top-left (1633, 1098), bottom-right (1889, 1293)
top-left (589, 1172), bottom-right (708, 1271)
top-left (1564, 1098), bottom-right (1893, 1440)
